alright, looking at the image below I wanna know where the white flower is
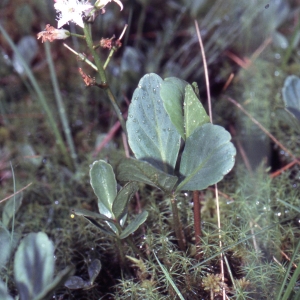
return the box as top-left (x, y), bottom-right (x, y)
top-left (54, 0), bottom-right (94, 28)
top-left (94, 0), bottom-right (123, 11)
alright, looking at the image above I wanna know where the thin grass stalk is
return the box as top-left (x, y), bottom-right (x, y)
top-left (281, 18), bottom-right (300, 68)
top-left (134, 2), bottom-right (147, 49)
top-left (0, 24), bottom-right (73, 170)
top-left (195, 20), bottom-right (225, 298)
top-left (276, 199), bottom-right (300, 213)
top-left (0, 183), bottom-right (32, 204)
top-left (9, 162), bottom-right (16, 248)
top-left (192, 21), bottom-right (206, 259)
top-left (191, 220), bottom-right (282, 270)
top-left (44, 41), bottom-right (78, 170)
top-left (226, 96), bottom-right (300, 165)
top-left (277, 240), bottom-right (300, 300)
top-left (147, 6), bottom-right (187, 73)
top-left (153, 252), bottom-right (185, 300)
top-left (223, 254), bottom-right (236, 291)
top-left (63, 43), bottom-right (98, 70)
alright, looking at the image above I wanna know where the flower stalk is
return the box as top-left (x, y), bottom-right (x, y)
top-left (83, 23), bottom-right (127, 134)
top-left (63, 43), bottom-right (98, 71)
top-left (170, 193), bottom-right (186, 251)
top-left (103, 24), bottom-right (127, 69)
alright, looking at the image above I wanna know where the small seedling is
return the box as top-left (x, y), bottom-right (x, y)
top-left (65, 259), bottom-right (101, 290)
top-left (72, 160), bottom-right (147, 256)
top-left (0, 232), bottom-right (73, 300)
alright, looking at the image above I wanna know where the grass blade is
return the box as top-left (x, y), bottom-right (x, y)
top-left (153, 252), bottom-right (185, 300)
top-left (44, 41), bottom-right (78, 169)
top-left (276, 240), bottom-right (300, 300)
top-left (0, 24), bottom-right (73, 170)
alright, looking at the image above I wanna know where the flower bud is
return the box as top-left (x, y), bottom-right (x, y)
top-left (37, 24), bottom-right (70, 43)
top-left (94, 0), bottom-right (123, 11)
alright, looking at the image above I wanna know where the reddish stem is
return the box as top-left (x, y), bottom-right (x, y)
top-left (193, 190), bottom-right (202, 260)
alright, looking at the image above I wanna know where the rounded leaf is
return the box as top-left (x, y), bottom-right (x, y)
top-left (90, 160), bottom-right (117, 218)
top-left (117, 157), bottom-right (178, 192)
top-left (282, 75), bottom-right (300, 121)
top-left (14, 232), bottom-right (54, 300)
top-left (127, 73), bottom-right (181, 174)
top-left (160, 77), bottom-right (188, 139)
top-left (177, 123), bottom-right (236, 191)
top-left (88, 259), bottom-right (102, 284)
top-left (64, 276), bottom-right (87, 290)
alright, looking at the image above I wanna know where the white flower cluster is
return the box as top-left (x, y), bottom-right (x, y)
top-left (54, 0), bottom-right (123, 28)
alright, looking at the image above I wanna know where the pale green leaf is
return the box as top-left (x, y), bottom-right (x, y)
top-left (90, 160), bottom-right (117, 218)
top-left (14, 232), bottom-right (54, 300)
top-left (184, 85), bottom-right (210, 138)
top-left (160, 77), bottom-right (188, 139)
top-left (119, 211), bottom-right (148, 239)
top-left (177, 124), bottom-right (236, 191)
top-left (117, 157), bottom-right (178, 192)
top-left (112, 182), bottom-right (139, 222)
top-left (127, 73), bottom-right (181, 174)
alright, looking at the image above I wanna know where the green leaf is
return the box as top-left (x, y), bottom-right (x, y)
top-left (2, 192), bottom-right (23, 228)
top-left (275, 108), bottom-right (300, 133)
top-left (153, 252), bottom-right (185, 300)
top-left (160, 78), bottom-right (210, 140)
top-left (90, 160), bottom-right (117, 218)
top-left (34, 266), bottom-right (74, 300)
top-left (276, 198), bottom-right (300, 213)
top-left (292, 289), bottom-right (300, 300)
top-left (112, 182), bottom-right (139, 222)
top-left (282, 75), bottom-right (300, 121)
top-left (88, 259), bottom-right (101, 285)
top-left (119, 211), bottom-right (148, 239)
top-left (127, 73), bottom-right (181, 174)
top-left (177, 124), bottom-right (236, 191)
top-left (71, 208), bottom-right (112, 222)
top-left (0, 226), bottom-right (11, 270)
top-left (71, 208), bottom-right (117, 236)
top-left (0, 280), bottom-right (13, 300)
top-left (160, 77), bottom-right (188, 139)
top-left (14, 232), bottom-right (55, 300)
top-left (276, 240), bottom-right (300, 300)
top-left (117, 157), bottom-right (178, 192)
top-left (184, 85), bottom-right (210, 138)
top-left (85, 217), bottom-right (117, 236)
top-left (64, 259), bottom-right (101, 290)
top-left (282, 262), bottom-right (300, 300)
top-left (64, 276), bottom-right (87, 290)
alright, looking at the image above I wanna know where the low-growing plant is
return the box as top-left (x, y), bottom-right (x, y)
top-left (0, 171), bottom-right (74, 299)
top-left (1, 0), bottom-right (300, 299)
top-left (0, 231), bottom-right (73, 300)
top-left (73, 73), bottom-right (236, 256)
